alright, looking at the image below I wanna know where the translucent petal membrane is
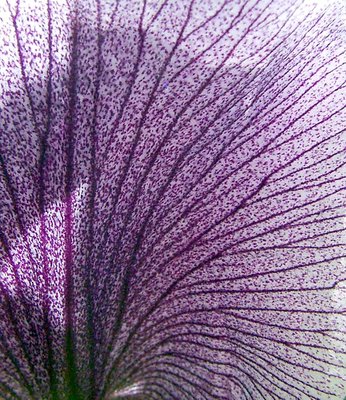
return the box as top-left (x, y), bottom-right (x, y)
top-left (0, 0), bottom-right (345, 399)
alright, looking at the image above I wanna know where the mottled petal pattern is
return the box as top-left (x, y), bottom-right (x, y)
top-left (0, 0), bottom-right (345, 399)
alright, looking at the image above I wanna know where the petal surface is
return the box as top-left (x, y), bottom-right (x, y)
top-left (0, 0), bottom-right (345, 399)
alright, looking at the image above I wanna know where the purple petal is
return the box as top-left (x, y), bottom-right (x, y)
top-left (0, 0), bottom-right (345, 399)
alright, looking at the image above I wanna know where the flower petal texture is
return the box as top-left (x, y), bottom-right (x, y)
top-left (0, 0), bottom-right (345, 399)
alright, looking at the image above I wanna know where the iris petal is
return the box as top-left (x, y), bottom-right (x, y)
top-left (0, 0), bottom-right (345, 399)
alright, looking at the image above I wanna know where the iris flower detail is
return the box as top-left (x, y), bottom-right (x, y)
top-left (0, 0), bottom-right (345, 399)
